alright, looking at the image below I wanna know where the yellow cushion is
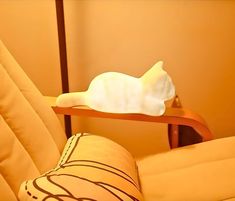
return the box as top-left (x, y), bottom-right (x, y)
top-left (19, 133), bottom-right (143, 201)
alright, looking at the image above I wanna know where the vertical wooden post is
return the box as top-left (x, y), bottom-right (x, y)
top-left (168, 95), bottom-right (182, 148)
top-left (55, 0), bottom-right (72, 138)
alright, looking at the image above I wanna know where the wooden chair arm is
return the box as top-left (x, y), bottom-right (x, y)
top-left (45, 96), bottom-right (213, 143)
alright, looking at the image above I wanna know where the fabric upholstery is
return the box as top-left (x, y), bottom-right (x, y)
top-left (138, 136), bottom-right (235, 201)
top-left (18, 133), bottom-right (143, 201)
top-left (0, 40), bottom-right (67, 199)
top-left (0, 40), bottom-right (67, 153)
top-left (0, 174), bottom-right (18, 201)
top-left (0, 63), bottom-right (60, 172)
top-left (0, 115), bottom-right (39, 195)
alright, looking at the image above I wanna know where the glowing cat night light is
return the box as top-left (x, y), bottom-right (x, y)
top-left (56, 61), bottom-right (175, 116)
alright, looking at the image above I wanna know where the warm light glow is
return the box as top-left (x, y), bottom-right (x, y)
top-left (56, 61), bottom-right (175, 116)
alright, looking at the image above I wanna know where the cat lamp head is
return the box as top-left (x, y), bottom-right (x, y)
top-left (140, 61), bottom-right (175, 101)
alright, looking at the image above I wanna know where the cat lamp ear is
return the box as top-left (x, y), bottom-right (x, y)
top-left (140, 61), bottom-right (166, 85)
top-left (154, 61), bottom-right (164, 68)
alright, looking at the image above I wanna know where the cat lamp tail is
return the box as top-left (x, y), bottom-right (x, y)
top-left (56, 92), bottom-right (87, 107)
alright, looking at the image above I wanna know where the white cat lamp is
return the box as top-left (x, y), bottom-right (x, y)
top-left (56, 61), bottom-right (175, 116)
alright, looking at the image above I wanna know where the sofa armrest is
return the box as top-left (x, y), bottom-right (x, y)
top-left (45, 96), bottom-right (213, 143)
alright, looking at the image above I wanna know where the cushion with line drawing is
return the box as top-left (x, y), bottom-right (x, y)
top-left (18, 133), bottom-right (143, 201)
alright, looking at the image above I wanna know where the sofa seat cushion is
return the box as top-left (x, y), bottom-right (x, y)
top-left (137, 136), bottom-right (235, 201)
top-left (18, 133), bottom-right (143, 201)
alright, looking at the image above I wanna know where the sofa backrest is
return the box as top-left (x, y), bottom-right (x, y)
top-left (0, 40), bottom-right (67, 199)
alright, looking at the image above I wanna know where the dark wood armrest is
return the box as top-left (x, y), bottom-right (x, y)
top-left (45, 96), bottom-right (213, 143)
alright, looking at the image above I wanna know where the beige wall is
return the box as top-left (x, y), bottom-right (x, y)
top-left (0, 0), bottom-right (61, 96)
top-left (64, 0), bottom-right (235, 157)
top-left (1, 0), bottom-right (235, 158)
